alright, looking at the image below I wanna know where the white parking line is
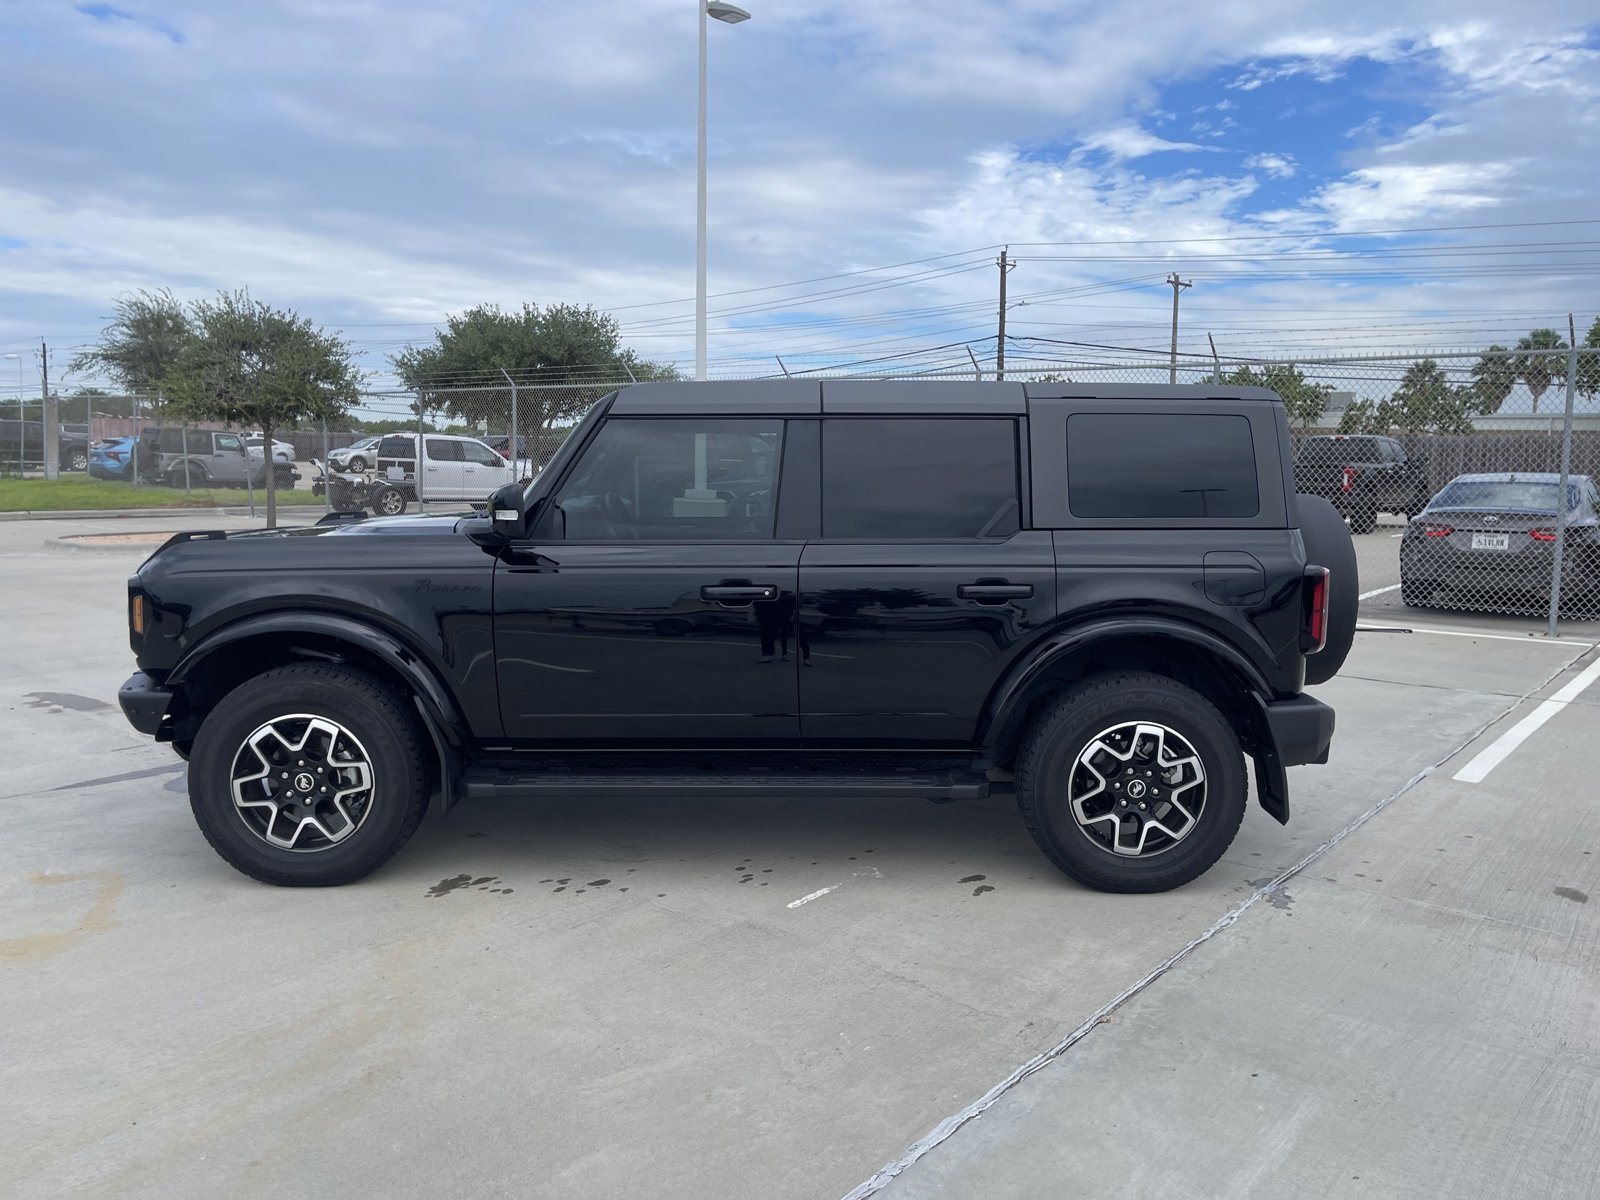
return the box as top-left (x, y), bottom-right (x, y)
top-left (1359, 583), bottom-right (1401, 600)
top-left (1357, 622), bottom-right (1595, 648)
top-left (786, 885), bottom-right (839, 909)
top-left (1454, 656), bottom-right (1600, 783)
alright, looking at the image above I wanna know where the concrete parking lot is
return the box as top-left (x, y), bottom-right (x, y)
top-left (3, 514), bottom-right (1597, 1198)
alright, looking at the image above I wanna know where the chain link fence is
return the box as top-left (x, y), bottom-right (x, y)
top-left (15, 350), bottom-right (1597, 627)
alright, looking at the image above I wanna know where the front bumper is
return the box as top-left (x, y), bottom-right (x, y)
top-left (119, 671), bottom-right (173, 737)
top-left (1264, 694), bottom-right (1335, 766)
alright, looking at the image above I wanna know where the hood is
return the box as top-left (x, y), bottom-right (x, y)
top-left (230, 511), bottom-right (473, 540)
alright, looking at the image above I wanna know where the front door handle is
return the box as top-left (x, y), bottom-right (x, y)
top-left (958, 581), bottom-right (1033, 603)
top-left (702, 583), bottom-right (779, 606)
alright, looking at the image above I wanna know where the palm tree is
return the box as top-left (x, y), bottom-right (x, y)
top-left (1513, 329), bottom-right (1567, 413)
top-left (1469, 345), bottom-right (1515, 414)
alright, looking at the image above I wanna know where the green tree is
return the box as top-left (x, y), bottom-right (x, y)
top-left (164, 291), bottom-right (360, 527)
top-left (1223, 363), bottom-right (1332, 428)
top-left (1468, 346), bottom-right (1516, 414)
top-left (1385, 358), bottom-right (1478, 434)
top-left (1578, 316), bottom-right (1600, 400)
top-left (391, 303), bottom-right (678, 445)
top-left (1513, 328), bottom-right (1568, 413)
top-left (69, 289), bottom-right (192, 403)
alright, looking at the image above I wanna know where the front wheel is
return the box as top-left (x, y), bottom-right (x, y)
top-left (188, 664), bottom-right (429, 886)
top-left (1016, 672), bottom-right (1247, 893)
top-left (370, 485), bottom-right (407, 517)
top-left (346, 455), bottom-right (368, 472)
top-left (67, 449), bottom-right (89, 471)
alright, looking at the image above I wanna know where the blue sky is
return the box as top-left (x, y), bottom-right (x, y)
top-left (0, 0), bottom-right (1596, 402)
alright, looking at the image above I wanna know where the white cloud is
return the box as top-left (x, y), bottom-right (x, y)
top-left (1312, 162), bottom-right (1517, 227)
top-left (1075, 124), bottom-right (1214, 159)
top-left (1244, 152), bottom-right (1298, 178)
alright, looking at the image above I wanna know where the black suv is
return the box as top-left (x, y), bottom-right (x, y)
top-left (119, 382), bottom-right (1355, 893)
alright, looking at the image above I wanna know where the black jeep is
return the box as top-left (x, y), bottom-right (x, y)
top-left (119, 382), bottom-right (1356, 893)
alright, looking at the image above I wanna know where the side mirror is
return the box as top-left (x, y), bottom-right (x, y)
top-left (487, 481), bottom-right (530, 535)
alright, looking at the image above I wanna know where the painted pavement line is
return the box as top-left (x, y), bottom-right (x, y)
top-left (1453, 655), bottom-right (1600, 784)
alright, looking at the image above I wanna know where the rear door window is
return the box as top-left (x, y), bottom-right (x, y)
top-left (820, 418), bottom-right (1020, 539)
top-left (1068, 414), bottom-right (1259, 519)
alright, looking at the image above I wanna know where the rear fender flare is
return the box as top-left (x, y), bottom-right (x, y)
top-left (981, 618), bottom-right (1285, 821)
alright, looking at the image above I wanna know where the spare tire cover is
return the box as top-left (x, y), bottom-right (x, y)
top-left (1298, 492), bottom-right (1358, 686)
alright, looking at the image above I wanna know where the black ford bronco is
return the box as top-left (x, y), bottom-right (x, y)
top-left (119, 381), bottom-right (1356, 893)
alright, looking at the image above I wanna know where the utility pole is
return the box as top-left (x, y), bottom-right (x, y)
top-left (41, 340), bottom-right (59, 481)
top-left (996, 247), bottom-right (1016, 381)
top-left (1166, 273), bottom-right (1191, 385)
top-left (1208, 333), bottom-right (1222, 384)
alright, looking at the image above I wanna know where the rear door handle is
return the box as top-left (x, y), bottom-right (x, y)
top-left (958, 582), bottom-right (1033, 602)
top-left (702, 583), bottom-right (779, 605)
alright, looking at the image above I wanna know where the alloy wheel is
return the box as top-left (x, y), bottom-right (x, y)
top-left (1068, 721), bottom-right (1206, 857)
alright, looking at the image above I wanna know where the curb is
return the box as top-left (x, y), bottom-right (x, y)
top-left (0, 507), bottom-right (322, 521)
top-left (47, 535), bottom-right (171, 554)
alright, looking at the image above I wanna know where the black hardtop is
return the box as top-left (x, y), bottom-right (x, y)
top-left (608, 379), bottom-right (1284, 415)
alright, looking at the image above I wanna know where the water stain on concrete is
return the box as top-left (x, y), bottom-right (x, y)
top-left (972, 885), bottom-right (995, 896)
top-left (425, 874), bottom-right (483, 898)
top-left (959, 874), bottom-right (986, 884)
top-left (0, 872), bottom-right (126, 962)
top-left (1553, 886), bottom-right (1588, 904)
top-left (25, 692), bottom-right (110, 712)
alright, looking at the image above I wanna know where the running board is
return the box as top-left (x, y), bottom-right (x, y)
top-left (463, 766), bottom-right (993, 803)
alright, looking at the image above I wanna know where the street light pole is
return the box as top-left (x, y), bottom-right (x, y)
top-left (695, 1), bottom-right (751, 382)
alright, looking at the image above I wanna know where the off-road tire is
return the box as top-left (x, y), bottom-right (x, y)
top-left (188, 664), bottom-right (429, 886)
top-left (1016, 672), bottom-right (1247, 893)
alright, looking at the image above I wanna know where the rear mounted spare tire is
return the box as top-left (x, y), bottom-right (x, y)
top-left (1298, 492), bottom-right (1358, 685)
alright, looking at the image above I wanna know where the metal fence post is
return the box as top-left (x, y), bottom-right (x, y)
top-left (500, 369), bottom-right (519, 479)
top-left (322, 420), bottom-right (330, 514)
top-left (416, 399), bottom-right (425, 512)
top-left (1545, 342), bottom-right (1580, 636)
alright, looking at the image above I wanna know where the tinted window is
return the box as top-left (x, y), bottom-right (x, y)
top-left (1068, 414), bottom-right (1259, 518)
top-left (549, 418), bottom-right (782, 541)
top-left (822, 418), bottom-right (1019, 539)
top-left (1431, 480), bottom-right (1576, 512)
top-left (425, 438), bottom-right (463, 462)
top-left (378, 436), bottom-right (413, 459)
top-left (1300, 436), bottom-right (1377, 464)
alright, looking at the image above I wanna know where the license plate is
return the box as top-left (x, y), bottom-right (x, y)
top-left (1471, 533), bottom-right (1510, 551)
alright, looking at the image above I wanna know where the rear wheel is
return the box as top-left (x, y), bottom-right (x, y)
top-left (1347, 502), bottom-right (1377, 535)
top-left (188, 664), bottom-right (429, 886)
top-left (167, 464), bottom-right (206, 488)
top-left (1016, 672), bottom-right (1247, 894)
top-left (347, 455), bottom-right (368, 472)
top-left (67, 448), bottom-right (89, 471)
top-left (1401, 577), bottom-right (1431, 608)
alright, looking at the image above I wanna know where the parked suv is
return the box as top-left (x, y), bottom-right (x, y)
top-left (119, 382), bottom-right (1355, 893)
top-left (134, 426), bottom-right (294, 490)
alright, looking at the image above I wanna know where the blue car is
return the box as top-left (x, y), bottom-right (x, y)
top-left (89, 436), bottom-right (138, 481)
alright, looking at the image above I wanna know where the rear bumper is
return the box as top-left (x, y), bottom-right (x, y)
top-left (119, 671), bottom-right (173, 737)
top-left (1264, 694), bottom-right (1335, 766)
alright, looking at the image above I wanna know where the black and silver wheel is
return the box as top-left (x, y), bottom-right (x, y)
top-left (188, 664), bottom-right (429, 886)
top-left (67, 448), bottom-right (89, 471)
top-left (347, 455), bottom-right (368, 472)
top-left (370, 485), bottom-right (407, 517)
top-left (1016, 672), bottom-right (1247, 893)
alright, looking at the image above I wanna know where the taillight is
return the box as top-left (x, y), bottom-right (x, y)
top-left (1341, 467), bottom-right (1356, 493)
top-left (1419, 523), bottom-right (1453, 537)
top-left (1302, 567), bottom-right (1330, 655)
top-left (1530, 529), bottom-right (1556, 542)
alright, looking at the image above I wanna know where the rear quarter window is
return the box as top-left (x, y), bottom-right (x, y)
top-left (1068, 413), bottom-right (1259, 519)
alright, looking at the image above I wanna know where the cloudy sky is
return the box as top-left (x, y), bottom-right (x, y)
top-left (1, 0), bottom-right (1597, 401)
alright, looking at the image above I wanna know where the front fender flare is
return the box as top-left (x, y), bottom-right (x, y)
top-left (168, 610), bottom-right (468, 745)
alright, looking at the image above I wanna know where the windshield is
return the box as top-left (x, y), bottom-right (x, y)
top-left (1432, 480), bottom-right (1576, 512)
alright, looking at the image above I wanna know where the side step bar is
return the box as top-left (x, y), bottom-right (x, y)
top-left (463, 767), bottom-right (993, 803)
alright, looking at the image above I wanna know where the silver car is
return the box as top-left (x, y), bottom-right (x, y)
top-left (1401, 472), bottom-right (1600, 615)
